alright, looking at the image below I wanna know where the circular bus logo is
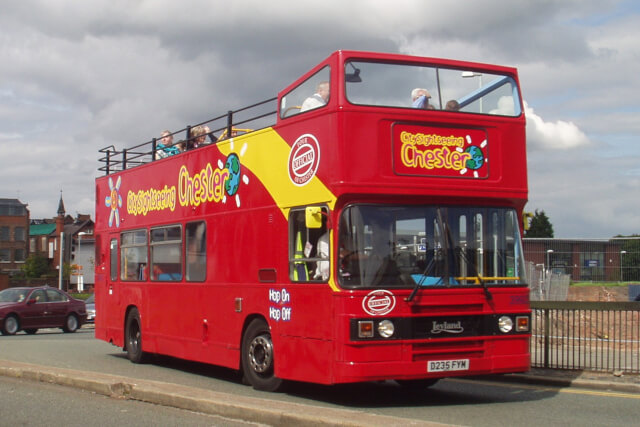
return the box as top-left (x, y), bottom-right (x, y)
top-left (288, 134), bottom-right (320, 186)
top-left (362, 289), bottom-right (396, 316)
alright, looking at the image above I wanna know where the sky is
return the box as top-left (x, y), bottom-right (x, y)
top-left (0, 0), bottom-right (638, 238)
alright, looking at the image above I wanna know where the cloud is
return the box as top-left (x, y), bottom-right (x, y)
top-left (525, 102), bottom-right (591, 150)
top-left (527, 149), bottom-right (640, 237)
top-left (0, 0), bottom-right (637, 240)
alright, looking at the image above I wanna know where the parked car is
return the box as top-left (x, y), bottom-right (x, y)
top-left (0, 286), bottom-right (87, 335)
top-left (85, 294), bottom-right (95, 323)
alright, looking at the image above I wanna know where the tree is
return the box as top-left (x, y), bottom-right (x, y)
top-left (525, 209), bottom-right (554, 238)
top-left (21, 254), bottom-right (51, 279)
top-left (63, 262), bottom-right (73, 281)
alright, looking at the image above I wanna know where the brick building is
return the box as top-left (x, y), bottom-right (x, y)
top-left (43, 196), bottom-right (95, 289)
top-left (523, 238), bottom-right (629, 281)
top-left (0, 198), bottom-right (30, 275)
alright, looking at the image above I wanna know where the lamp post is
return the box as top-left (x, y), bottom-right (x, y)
top-left (620, 250), bottom-right (627, 282)
top-left (546, 249), bottom-right (554, 276)
top-left (58, 232), bottom-right (64, 290)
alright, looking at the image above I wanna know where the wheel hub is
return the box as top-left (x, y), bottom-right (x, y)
top-left (249, 334), bottom-right (273, 373)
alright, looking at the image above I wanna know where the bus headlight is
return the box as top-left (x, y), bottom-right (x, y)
top-left (498, 316), bottom-right (513, 333)
top-left (377, 319), bottom-right (395, 338)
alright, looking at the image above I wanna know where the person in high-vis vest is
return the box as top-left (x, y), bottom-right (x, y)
top-left (293, 231), bottom-right (309, 281)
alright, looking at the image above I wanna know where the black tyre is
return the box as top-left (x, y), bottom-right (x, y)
top-left (1, 314), bottom-right (19, 336)
top-left (395, 378), bottom-right (439, 390)
top-left (125, 308), bottom-right (148, 363)
top-left (25, 329), bottom-right (38, 335)
top-left (62, 314), bottom-right (79, 333)
top-left (241, 319), bottom-right (283, 391)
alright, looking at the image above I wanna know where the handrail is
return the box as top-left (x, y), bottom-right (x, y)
top-left (531, 301), bottom-right (640, 311)
top-left (98, 97), bottom-right (277, 175)
top-left (448, 276), bottom-right (521, 284)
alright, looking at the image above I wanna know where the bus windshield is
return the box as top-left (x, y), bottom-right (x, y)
top-left (345, 60), bottom-right (521, 116)
top-left (338, 205), bottom-right (526, 289)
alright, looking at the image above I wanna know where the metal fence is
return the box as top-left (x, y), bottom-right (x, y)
top-left (531, 301), bottom-right (640, 374)
top-left (527, 261), bottom-right (571, 301)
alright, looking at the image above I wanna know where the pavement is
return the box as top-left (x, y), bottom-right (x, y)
top-left (0, 359), bottom-right (638, 426)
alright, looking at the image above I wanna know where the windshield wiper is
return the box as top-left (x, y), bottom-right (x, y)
top-left (446, 233), bottom-right (493, 301)
top-left (406, 255), bottom-right (436, 302)
top-left (478, 275), bottom-right (493, 301)
top-left (434, 208), bottom-right (493, 301)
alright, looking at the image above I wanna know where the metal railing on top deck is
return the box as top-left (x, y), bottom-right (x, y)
top-left (98, 97), bottom-right (277, 175)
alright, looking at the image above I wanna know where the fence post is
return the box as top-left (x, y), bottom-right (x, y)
top-left (544, 308), bottom-right (550, 368)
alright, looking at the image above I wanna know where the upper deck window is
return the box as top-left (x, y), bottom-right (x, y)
top-left (280, 66), bottom-right (331, 119)
top-left (345, 60), bottom-right (521, 117)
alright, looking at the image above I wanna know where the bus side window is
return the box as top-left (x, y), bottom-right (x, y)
top-left (110, 239), bottom-right (118, 281)
top-left (289, 207), bottom-right (329, 282)
top-left (120, 230), bottom-right (148, 281)
top-left (186, 221), bottom-right (206, 282)
top-left (150, 225), bottom-right (182, 281)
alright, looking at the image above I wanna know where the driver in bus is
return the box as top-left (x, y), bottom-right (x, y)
top-left (313, 230), bottom-right (330, 280)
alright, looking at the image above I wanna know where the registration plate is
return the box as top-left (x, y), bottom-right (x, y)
top-left (427, 359), bottom-right (469, 372)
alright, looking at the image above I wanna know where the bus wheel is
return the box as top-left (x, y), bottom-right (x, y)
top-left (125, 308), bottom-right (148, 363)
top-left (1, 314), bottom-right (19, 335)
top-left (395, 379), bottom-right (439, 390)
top-left (62, 314), bottom-right (79, 333)
top-left (241, 319), bottom-right (283, 392)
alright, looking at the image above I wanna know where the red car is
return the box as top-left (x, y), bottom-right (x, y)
top-left (0, 286), bottom-right (87, 335)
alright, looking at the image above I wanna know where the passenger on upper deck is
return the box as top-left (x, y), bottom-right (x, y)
top-left (155, 130), bottom-right (181, 159)
top-left (411, 88), bottom-right (432, 109)
top-left (201, 125), bottom-right (213, 145)
top-left (445, 100), bottom-right (460, 111)
top-left (300, 81), bottom-right (330, 112)
top-left (188, 125), bottom-right (209, 150)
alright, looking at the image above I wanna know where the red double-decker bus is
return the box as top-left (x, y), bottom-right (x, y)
top-left (95, 50), bottom-right (530, 391)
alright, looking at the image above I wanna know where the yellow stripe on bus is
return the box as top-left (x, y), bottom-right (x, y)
top-left (216, 128), bottom-right (337, 217)
top-left (216, 128), bottom-right (340, 291)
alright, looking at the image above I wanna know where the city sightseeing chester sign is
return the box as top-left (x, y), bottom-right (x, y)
top-left (105, 154), bottom-right (243, 227)
top-left (393, 124), bottom-right (488, 179)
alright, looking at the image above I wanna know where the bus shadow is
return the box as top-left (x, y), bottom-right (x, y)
top-left (281, 376), bottom-right (560, 408)
top-left (109, 351), bottom-right (560, 407)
